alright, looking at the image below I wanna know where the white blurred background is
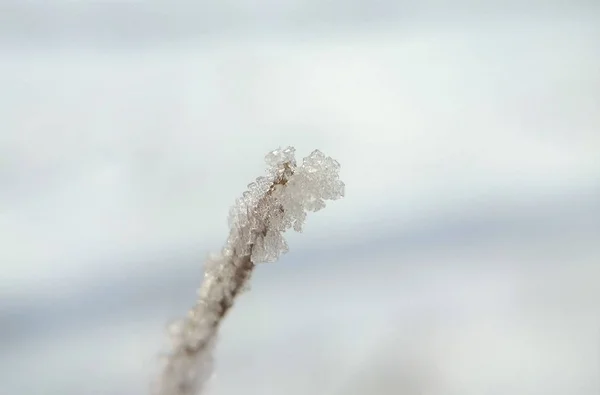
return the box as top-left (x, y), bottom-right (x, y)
top-left (1, 1), bottom-right (599, 394)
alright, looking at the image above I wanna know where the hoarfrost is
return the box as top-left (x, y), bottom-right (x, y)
top-left (154, 147), bottom-right (344, 395)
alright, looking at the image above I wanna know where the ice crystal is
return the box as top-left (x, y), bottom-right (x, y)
top-left (228, 147), bottom-right (344, 263)
top-left (154, 147), bottom-right (344, 395)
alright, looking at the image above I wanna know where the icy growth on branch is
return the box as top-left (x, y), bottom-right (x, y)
top-left (154, 147), bottom-right (344, 395)
top-left (228, 146), bottom-right (345, 263)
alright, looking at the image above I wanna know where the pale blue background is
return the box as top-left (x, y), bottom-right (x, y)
top-left (1, 1), bottom-right (599, 394)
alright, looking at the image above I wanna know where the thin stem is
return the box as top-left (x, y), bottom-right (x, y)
top-left (153, 147), bottom-right (344, 395)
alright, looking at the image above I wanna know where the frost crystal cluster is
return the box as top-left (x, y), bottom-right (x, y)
top-left (154, 147), bottom-right (344, 395)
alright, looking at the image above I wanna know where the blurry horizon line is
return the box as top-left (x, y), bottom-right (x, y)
top-left (0, 1), bottom-right (597, 49)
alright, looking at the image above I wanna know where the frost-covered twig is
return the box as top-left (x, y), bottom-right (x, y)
top-left (153, 147), bottom-right (345, 395)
